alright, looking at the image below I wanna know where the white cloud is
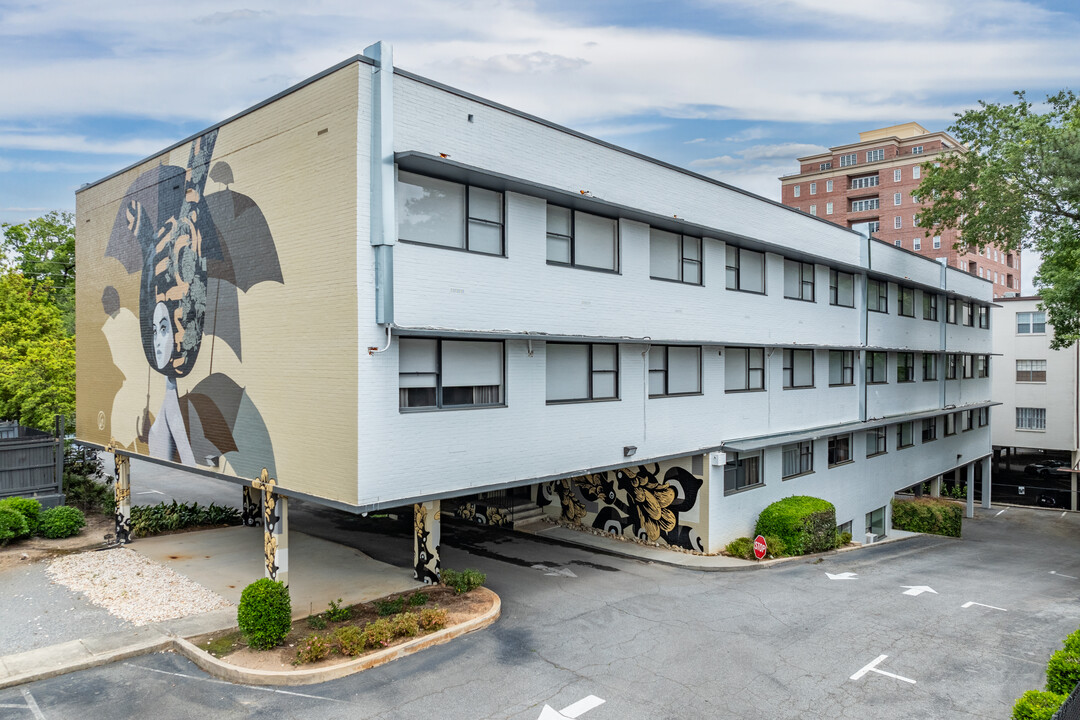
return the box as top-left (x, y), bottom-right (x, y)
top-left (575, 122), bottom-right (672, 138)
top-left (685, 137), bottom-right (707, 144)
top-left (689, 142), bottom-right (828, 201)
top-left (723, 126), bottom-right (769, 142)
top-left (0, 133), bottom-right (179, 156)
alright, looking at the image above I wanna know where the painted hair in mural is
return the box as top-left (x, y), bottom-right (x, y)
top-left (106, 129), bottom-right (283, 469)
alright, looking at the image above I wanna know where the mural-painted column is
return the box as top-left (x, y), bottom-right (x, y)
top-left (254, 469), bottom-right (288, 587)
top-left (413, 500), bottom-right (441, 584)
top-left (241, 485), bottom-right (262, 527)
top-left (113, 452), bottom-right (131, 544)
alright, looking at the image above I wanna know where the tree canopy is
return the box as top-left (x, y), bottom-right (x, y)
top-left (1, 210), bottom-right (75, 335)
top-left (912, 90), bottom-right (1080, 348)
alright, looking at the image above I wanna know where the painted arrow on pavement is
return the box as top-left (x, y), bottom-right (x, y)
top-left (901, 586), bottom-right (937, 596)
top-left (537, 695), bottom-right (605, 719)
top-left (826, 572), bottom-right (858, 580)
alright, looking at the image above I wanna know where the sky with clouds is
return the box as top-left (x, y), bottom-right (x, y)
top-left (3, 0), bottom-right (1079, 292)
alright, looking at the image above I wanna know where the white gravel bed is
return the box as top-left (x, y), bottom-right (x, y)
top-left (46, 548), bottom-right (233, 626)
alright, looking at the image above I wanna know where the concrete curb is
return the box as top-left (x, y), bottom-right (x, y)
top-left (0, 588), bottom-right (501, 690)
top-left (172, 587), bottom-right (501, 687)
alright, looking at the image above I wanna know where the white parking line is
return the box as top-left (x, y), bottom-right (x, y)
top-left (850, 655), bottom-right (916, 684)
top-left (124, 663), bottom-right (345, 702)
top-left (1062, 512), bottom-right (1068, 518)
top-left (1050, 571), bottom-right (1078, 580)
top-left (995, 508), bottom-right (1007, 517)
top-left (21, 688), bottom-right (45, 720)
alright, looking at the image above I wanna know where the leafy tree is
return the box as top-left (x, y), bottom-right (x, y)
top-left (1, 211), bottom-right (75, 335)
top-left (0, 271), bottom-right (74, 431)
top-left (912, 90), bottom-right (1080, 348)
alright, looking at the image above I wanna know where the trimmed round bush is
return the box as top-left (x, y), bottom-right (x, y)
top-left (1063, 628), bottom-right (1080, 655)
top-left (0, 506), bottom-right (30, 546)
top-left (1012, 689), bottom-right (1065, 720)
top-left (1046, 650), bottom-right (1080, 695)
top-left (755, 496), bottom-right (837, 556)
top-left (38, 505), bottom-right (85, 539)
top-left (237, 578), bottom-right (292, 650)
top-left (0, 497), bottom-right (42, 536)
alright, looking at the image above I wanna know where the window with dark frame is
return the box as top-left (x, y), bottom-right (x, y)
top-left (866, 427), bottom-right (887, 457)
top-left (782, 441), bottom-right (813, 478)
top-left (868, 279), bottom-right (888, 313)
top-left (921, 417), bottom-right (938, 442)
top-left (962, 354), bottom-right (974, 379)
top-left (1016, 407), bottom-right (1046, 430)
top-left (726, 246), bottom-right (765, 293)
top-left (922, 353), bottom-right (938, 381)
top-left (963, 302), bottom-right (974, 327)
top-left (546, 206), bottom-right (619, 272)
top-left (648, 346), bottom-right (702, 397)
top-left (783, 349), bottom-right (814, 389)
top-left (978, 407), bottom-right (989, 426)
top-left (649, 229), bottom-right (702, 285)
top-left (397, 171), bottom-right (505, 256)
top-left (944, 413), bottom-right (957, 436)
top-left (546, 343), bottom-right (619, 403)
top-left (976, 355), bottom-right (989, 378)
top-left (946, 297), bottom-right (957, 324)
top-left (724, 452), bottom-right (762, 493)
top-left (829, 350), bottom-right (854, 386)
top-left (897, 352), bottom-right (915, 382)
top-left (830, 269), bottom-right (855, 307)
top-left (398, 338), bottom-right (504, 410)
top-left (1016, 359), bottom-right (1047, 382)
top-left (946, 354), bottom-right (958, 380)
top-left (923, 292), bottom-right (938, 321)
top-left (898, 286), bottom-right (915, 317)
top-left (866, 351), bottom-right (888, 384)
top-left (978, 305), bottom-right (989, 329)
top-left (725, 347), bottom-right (766, 391)
top-left (784, 259), bottom-right (815, 301)
top-left (827, 434), bottom-right (852, 466)
top-left (897, 421), bottom-right (914, 448)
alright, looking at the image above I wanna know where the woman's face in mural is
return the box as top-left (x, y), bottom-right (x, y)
top-left (151, 302), bottom-right (171, 370)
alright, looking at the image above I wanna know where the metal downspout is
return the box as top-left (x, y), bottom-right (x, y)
top-left (364, 41), bottom-right (395, 326)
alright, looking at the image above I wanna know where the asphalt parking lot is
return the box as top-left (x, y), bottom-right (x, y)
top-left (3, 483), bottom-right (1079, 720)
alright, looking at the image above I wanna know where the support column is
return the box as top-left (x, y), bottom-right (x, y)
top-left (966, 463), bottom-right (975, 519)
top-left (413, 500), bottom-right (441, 584)
top-left (981, 456), bottom-right (992, 510)
top-left (242, 485), bottom-right (262, 527)
top-left (930, 475), bottom-right (942, 498)
top-left (255, 470), bottom-right (288, 587)
top-left (114, 452), bottom-right (131, 544)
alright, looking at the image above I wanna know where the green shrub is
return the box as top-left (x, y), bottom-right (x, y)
top-left (375, 597), bottom-right (405, 617)
top-left (129, 501), bottom-right (241, 538)
top-left (419, 607), bottom-right (448, 631)
top-left (38, 505), bottom-right (85, 539)
top-left (0, 497), bottom-right (42, 536)
top-left (755, 496), bottom-right (837, 556)
top-left (362, 618), bottom-right (395, 649)
top-left (1046, 650), bottom-right (1080, 695)
top-left (63, 446), bottom-right (112, 513)
top-left (891, 498), bottom-right (962, 537)
top-left (333, 625), bottom-right (367, 656)
top-left (307, 614), bottom-right (327, 630)
top-left (0, 506), bottom-right (30, 546)
top-left (1064, 628), bottom-right (1080, 655)
top-left (237, 578), bottom-right (292, 650)
top-left (442, 568), bottom-right (486, 594)
top-left (326, 598), bottom-right (351, 622)
top-left (1012, 690), bottom-right (1066, 720)
top-left (408, 591), bottom-right (429, 607)
top-left (725, 537), bottom-right (752, 558)
top-left (838, 531), bottom-right (853, 546)
top-left (294, 633), bottom-right (332, 664)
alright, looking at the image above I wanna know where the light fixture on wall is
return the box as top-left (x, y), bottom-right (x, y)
top-left (623, 445), bottom-right (637, 457)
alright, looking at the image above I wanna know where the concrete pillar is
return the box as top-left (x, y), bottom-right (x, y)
top-left (929, 475), bottom-right (942, 498)
top-left (966, 462), bottom-right (975, 519)
top-left (241, 485), bottom-right (262, 527)
top-left (1072, 450), bottom-right (1080, 512)
top-left (113, 452), bottom-right (131, 544)
top-left (414, 500), bottom-right (441, 584)
top-left (255, 469), bottom-right (288, 587)
top-left (981, 456), bottom-right (992, 510)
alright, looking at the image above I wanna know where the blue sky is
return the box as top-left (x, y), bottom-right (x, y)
top-left (3, 0), bottom-right (1079, 292)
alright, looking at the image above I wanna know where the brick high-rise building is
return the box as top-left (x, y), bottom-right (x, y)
top-left (779, 122), bottom-right (1019, 298)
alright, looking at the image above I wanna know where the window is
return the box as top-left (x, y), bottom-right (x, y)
top-left (399, 338), bottom-right (504, 409)
top-left (397, 172), bottom-right (505, 255)
top-left (724, 452), bottom-right (762, 493)
top-left (866, 427), bottom-right (887, 457)
top-left (793, 185), bottom-right (801, 198)
top-left (546, 343), bottom-right (618, 402)
top-left (898, 286), bottom-right (914, 317)
top-left (783, 349), bottom-right (814, 389)
top-left (830, 269), bottom-right (854, 307)
top-left (784, 260), bottom-right (815, 301)
top-left (840, 153), bottom-right (857, 167)
top-left (946, 297), bottom-right (957, 324)
top-left (897, 352), bottom-right (915, 382)
top-left (894, 239), bottom-right (902, 247)
top-left (826, 202), bottom-right (834, 215)
top-left (866, 149), bottom-right (884, 162)
top-left (650, 229), bottom-right (702, 285)
top-left (894, 169), bottom-right (902, 182)
top-left (810, 182), bottom-right (817, 195)
top-left (546, 206), bottom-right (618, 271)
top-left (913, 214), bottom-right (919, 228)
top-left (976, 355), bottom-right (989, 378)
top-left (946, 353), bottom-right (958, 380)
top-left (1017, 311), bottom-right (1046, 334)
top-left (820, 162), bottom-right (832, 171)
top-left (866, 351), bottom-right (888, 384)
top-left (1016, 359), bottom-right (1047, 382)
top-left (963, 302), bottom-right (974, 327)
top-left (894, 192), bottom-right (902, 206)
top-left (648, 346), bottom-right (702, 397)
top-left (962, 354), bottom-right (974, 379)
top-left (921, 417), bottom-right (937, 443)
top-left (866, 506), bottom-right (886, 538)
top-left (923, 293), bottom-right (938, 321)
top-left (829, 350), bottom-right (854, 386)
top-left (1016, 407), bottom-right (1046, 431)
top-left (894, 216), bottom-right (902, 229)
top-left (725, 347), bottom-right (766, 391)
top-left (945, 413), bottom-right (957, 436)
top-left (828, 434), bottom-right (853, 466)
top-left (867, 221), bottom-right (880, 233)
top-left (914, 237), bottom-right (921, 251)
top-left (978, 305), bottom-right (989, 329)
top-left (978, 407), bottom-right (989, 427)
top-left (851, 198), bottom-right (880, 212)
top-left (962, 410), bottom-right (974, 431)
top-left (726, 246), bottom-right (765, 293)
top-left (826, 180), bottom-right (834, 192)
top-left (897, 422), bottom-right (914, 449)
top-left (922, 353), bottom-right (938, 381)
top-left (809, 205), bottom-right (817, 216)
top-left (782, 441), bottom-right (813, 479)
top-left (868, 279), bottom-right (888, 313)
top-left (933, 235), bottom-right (941, 249)
top-left (850, 175), bottom-right (880, 190)
top-left (911, 145), bottom-right (924, 155)
top-left (913, 165), bottom-right (921, 180)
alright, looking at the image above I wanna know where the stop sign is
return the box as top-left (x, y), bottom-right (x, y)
top-left (753, 535), bottom-right (768, 560)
